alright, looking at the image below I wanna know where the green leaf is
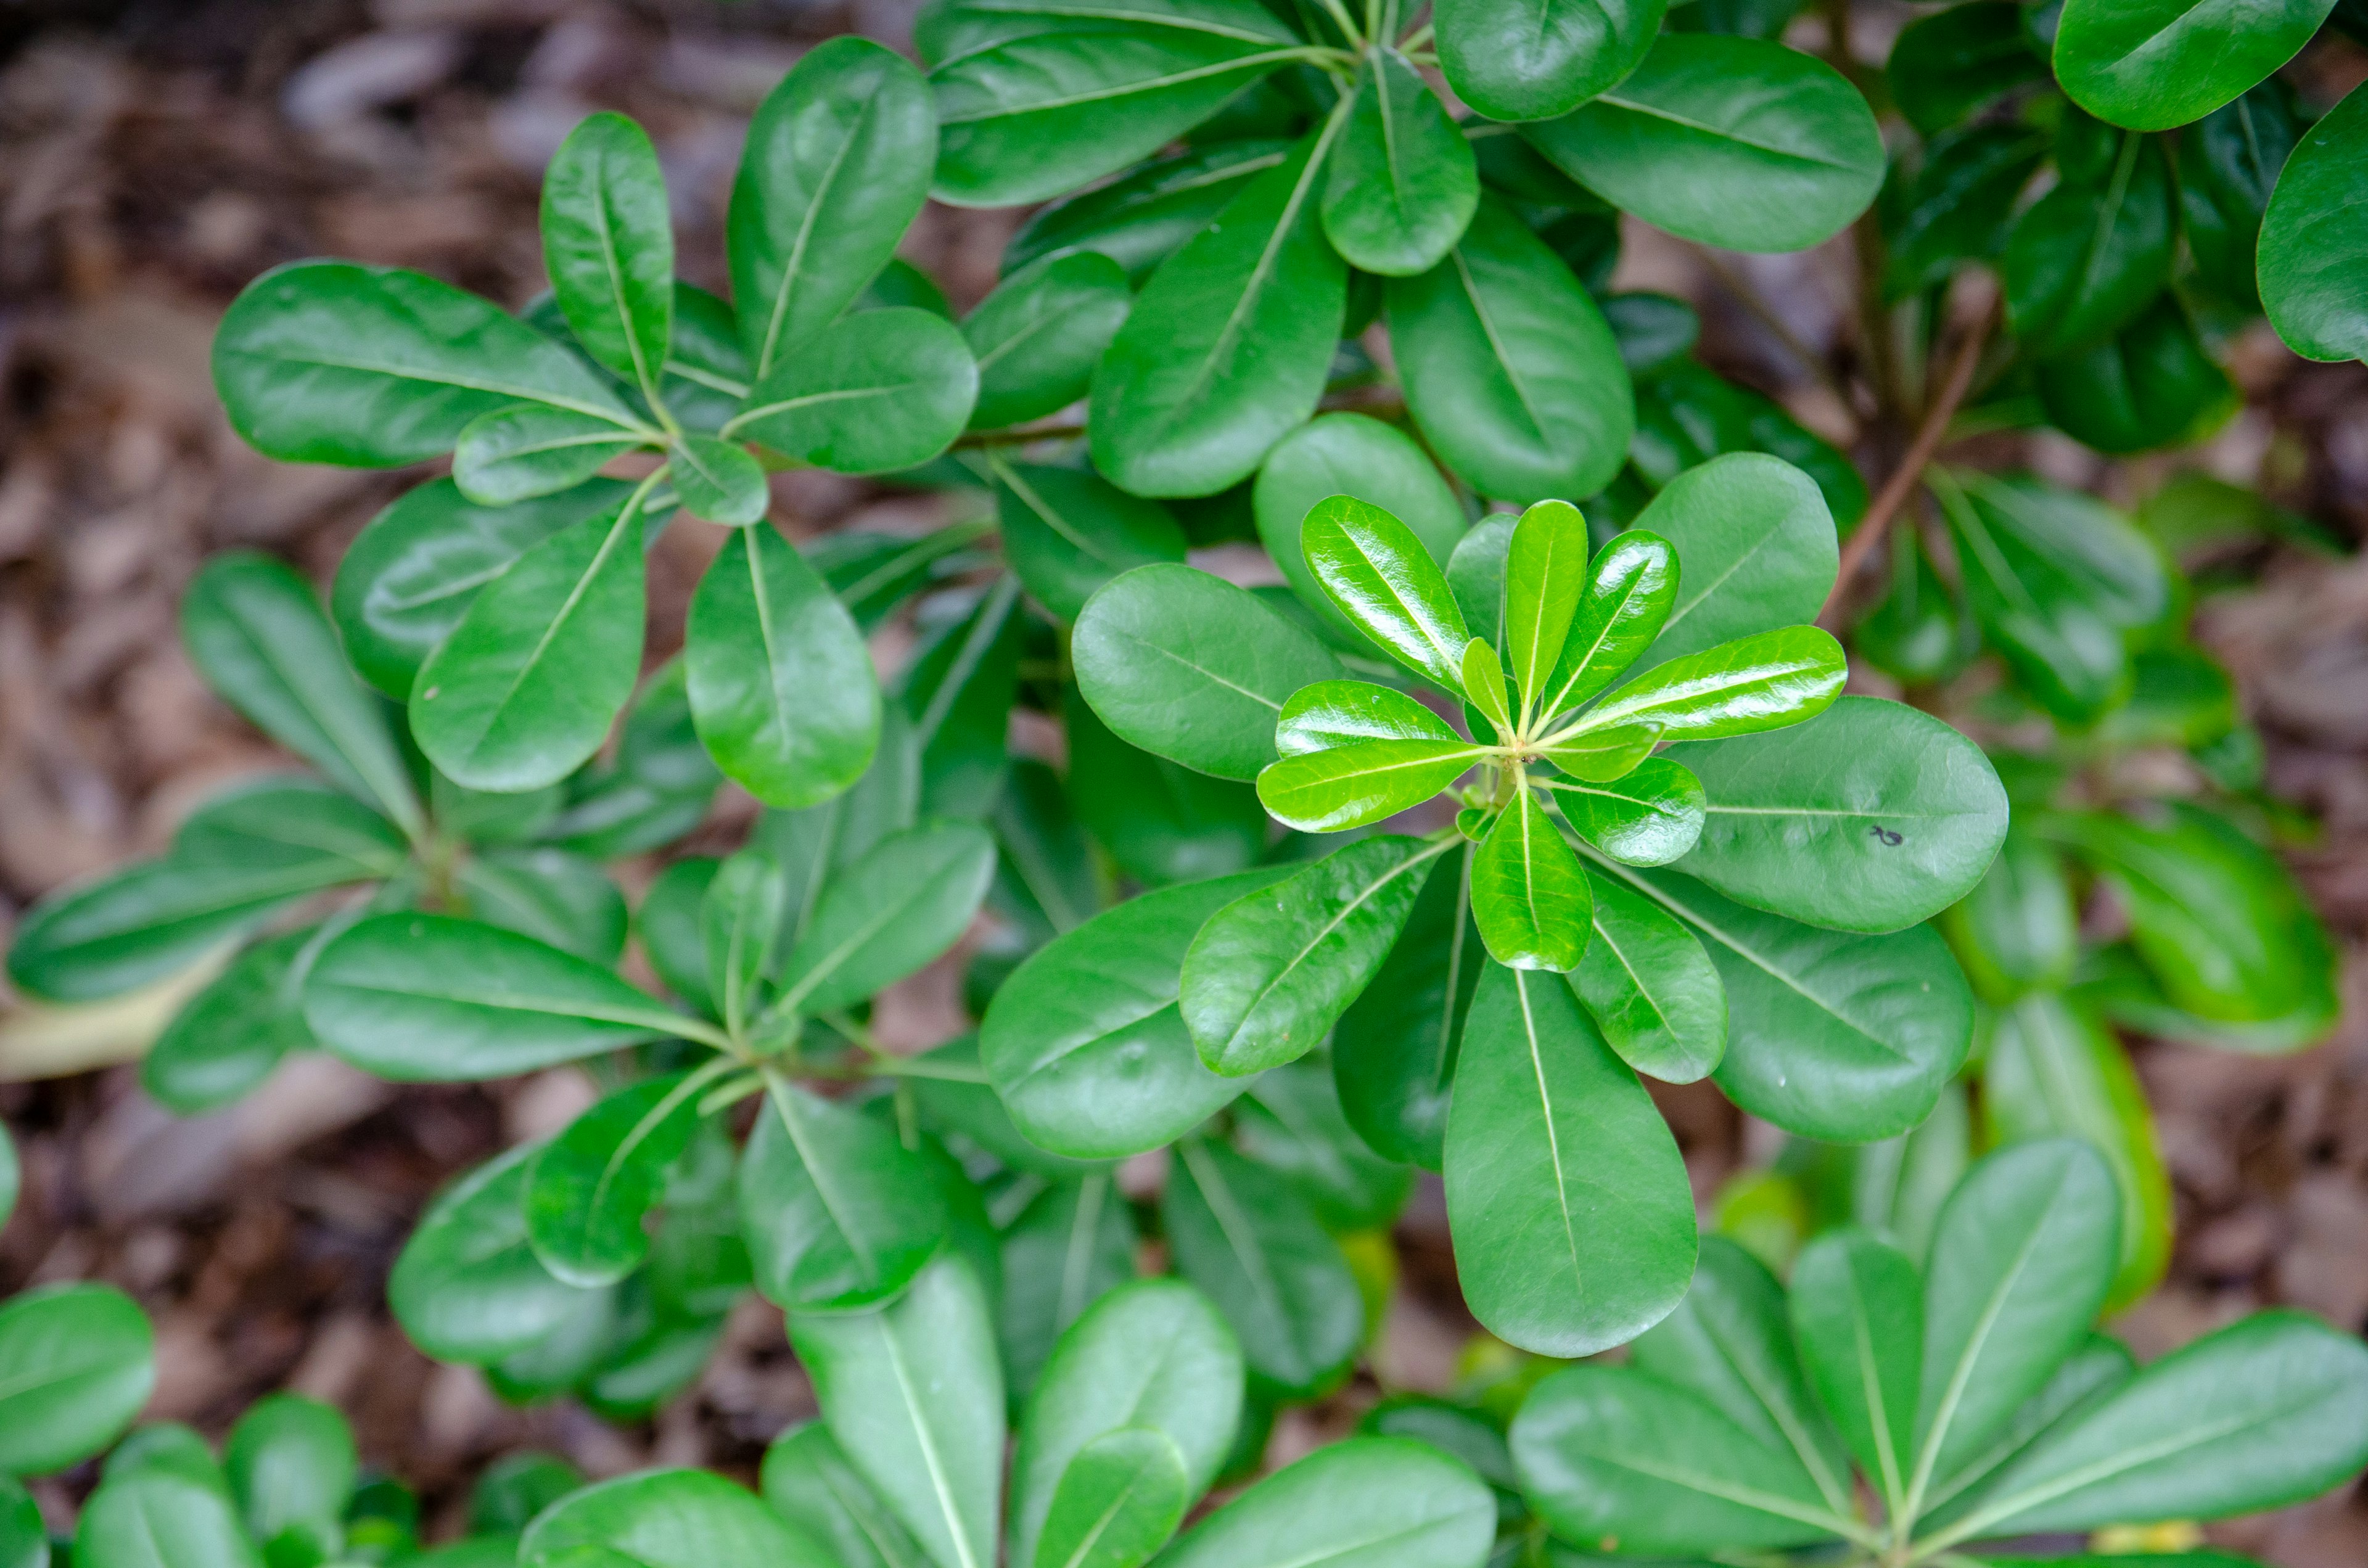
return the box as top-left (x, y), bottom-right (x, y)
top-left (902, 578), bottom-right (1025, 820)
top-left (1538, 722), bottom-right (1661, 784)
top-left (1072, 563), bottom-right (1344, 780)
top-left (75, 1468), bottom-right (260, 1568)
top-left (1089, 127), bottom-right (1346, 497)
top-left (730, 308), bottom-right (977, 474)
top-left (1545, 758), bottom-right (1706, 867)
top-left (225, 1395), bottom-right (356, 1566)
top-left (686, 523), bottom-right (880, 809)
top-left (524, 1471), bottom-right (833, 1568)
top-left (1333, 845), bottom-right (1479, 1169)
top-left (1156, 1438), bottom-right (1494, 1568)
top-left (1164, 1140), bottom-right (1362, 1399)
top-left (739, 1078), bottom-right (949, 1311)
top-left (0, 1124), bottom-right (14, 1234)
top-left (1500, 501), bottom-right (1590, 724)
top-left (1232, 1061), bottom-right (1413, 1230)
top-left (927, 1), bottom-right (1303, 207)
top-left (1275, 681), bottom-right (1460, 756)
top-left (1569, 625), bottom-right (1845, 741)
top-left (2053, 0), bottom-right (2332, 133)
top-left (2004, 130), bottom-right (2176, 356)
top-left (2034, 293), bottom-right (2234, 454)
top-left (390, 1144), bottom-right (601, 1362)
top-left (1472, 787), bottom-right (1592, 971)
top-left (1002, 139), bottom-right (1293, 284)
top-left (1941, 832), bottom-right (2078, 1004)
top-left (1983, 995), bottom-right (2173, 1310)
top-left (1886, 2), bottom-right (2045, 136)
top-left (995, 462), bottom-right (1188, 622)
top-left (670, 435), bottom-right (768, 525)
top-left (1446, 515), bottom-right (1515, 654)
top-left (1008, 1278), bottom-right (1242, 1568)
top-left (964, 255), bottom-right (1133, 430)
top-left (2176, 80), bottom-right (2303, 304)
top-left (145, 925), bottom-right (324, 1113)
top-left (1462, 639), bottom-right (1514, 742)
top-left (983, 867), bottom-right (1290, 1158)
top-left (1182, 836), bottom-right (1445, 1076)
top-left (1883, 123), bottom-right (2049, 298)
top-left (1675, 696), bottom-right (2008, 932)
top-left (1436, 0), bottom-right (1669, 121)
top-left (1064, 691), bottom-right (1264, 886)
top-left (1445, 963), bottom-right (1696, 1356)
top-left (458, 847), bottom-right (630, 965)
top-left (1256, 414), bottom-right (1465, 649)
top-left (525, 1072), bottom-right (709, 1287)
top-left (775, 823), bottom-right (997, 1016)
top-left (791, 1255), bottom-right (1005, 1568)
top-left (7, 781), bottom-right (406, 1003)
top-left (1528, 528), bottom-right (1669, 720)
top-left (1322, 51), bottom-right (1478, 276)
top-left (0, 1284), bottom-right (154, 1477)
top-left (0, 1475), bottom-right (43, 1568)
top-left (1631, 361), bottom-right (1868, 530)
top-left (997, 1175), bottom-right (1138, 1400)
top-left (762, 1424), bottom-right (926, 1568)
top-left (411, 486), bottom-right (649, 792)
top-left (1257, 737), bottom-right (1489, 834)
top-left (702, 848), bottom-right (786, 1034)
top-left (303, 913), bottom-right (690, 1081)
top-left (1788, 1229), bottom-right (1922, 1509)
top-left (1911, 1140), bottom-right (2122, 1497)
top-left (540, 112), bottom-right (672, 398)
top-left (1511, 1365), bottom-right (1847, 1556)
top-left (1520, 33), bottom-right (1885, 253)
top-left (212, 260), bottom-right (639, 467)
top-left (1571, 867), bottom-right (1725, 1082)
top-left (731, 37), bottom-right (936, 382)
top-left (1964, 1311), bottom-right (2368, 1538)
top-left (1628, 1235), bottom-right (1857, 1516)
top-left (1623, 453), bottom-right (1837, 673)
top-left (1386, 201), bottom-right (1633, 504)
top-left (1301, 495), bottom-right (1471, 689)
top-left (183, 552), bottom-right (422, 834)
top-left (1593, 862), bottom-right (1973, 1140)
top-left (2260, 81), bottom-right (2368, 363)
top-left (1032, 1430), bottom-right (1188, 1568)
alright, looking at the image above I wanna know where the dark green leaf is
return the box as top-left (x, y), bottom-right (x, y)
top-left (1445, 515), bottom-right (1513, 653)
top-left (390, 1145), bottom-right (601, 1362)
top-left (739, 1079), bottom-right (949, 1311)
top-left (2003, 130), bottom-right (2176, 356)
top-left (998, 1175), bottom-right (1137, 1400)
top-left (1231, 1061), bottom-right (1414, 1231)
top-left (2053, 0), bottom-right (2332, 132)
top-left (458, 847), bottom-right (629, 965)
top-left (2259, 80), bottom-right (2368, 363)
top-left (995, 462), bottom-right (1188, 622)
top-left (775, 822), bottom-right (997, 1016)
top-left (1333, 845), bottom-right (1479, 1168)
top-left (144, 924), bottom-right (326, 1112)
top-left (1436, 0), bottom-right (1669, 121)
top-left (1788, 1229), bottom-right (1921, 1509)
top-left (1883, 124), bottom-right (2048, 298)
top-left (1001, 140), bottom-right (1294, 284)
top-left (1571, 867), bottom-right (1725, 1082)
top-left (1164, 1139), bottom-right (1362, 1398)
top-left (2035, 293), bottom-right (2234, 454)
top-left (730, 308), bottom-right (977, 474)
top-left (1630, 361), bottom-right (1869, 530)
top-left (1157, 1438), bottom-right (1493, 1568)
top-left (1941, 831), bottom-right (2078, 1003)
top-left (902, 578), bottom-right (1024, 819)
top-left (1886, 2), bottom-right (2045, 136)
top-left (1254, 414), bottom-right (1466, 649)
top-left (1623, 453), bottom-right (1837, 673)
top-left (1322, 51), bottom-right (1477, 276)
top-left (1064, 690), bottom-right (1264, 885)
top-left (964, 255), bottom-right (1133, 430)
top-left (0, 1284), bottom-right (154, 1477)
top-left (2178, 81), bottom-right (2304, 304)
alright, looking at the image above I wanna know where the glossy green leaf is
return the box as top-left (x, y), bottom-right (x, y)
top-left (1386, 201), bottom-right (1633, 503)
top-left (1333, 845), bottom-right (1479, 1168)
top-left (964, 254), bottom-right (1133, 431)
top-left (541, 112), bottom-right (672, 395)
top-left (1164, 1140), bottom-right (1362, 1398)
top-left (995, 462), bottom-right (1188, 622)
top-left (2034, 293), bottom-right (2234, 454)
top-left (731, 38), bottom-right (935, 381)
top-left (1520, 33), bottom-right (1885, 253)
top-left (1571, 867), bottom-right (1725, 1083)
top-left (1675, 696), bottom-right (2008, 932)
top-left (1537, 722), bottom-right (1661, 784)
top-left (701, 849), bottom-right (785, 1033)
top-left (2004, 130), bottom-right (2176, 356)
top-left (524, 1470), bottom-right (833, 1568)
top-left (670, 435), bottom-right (768, 525)
top-left (1545, 757), bottom-right (1706, 867)
top-left (1983, 994), bottom-right (2173, 1309)
top-left (1033, 1430), bottom-right (1188, 1568)
top-left (2053, 0), bottom-right (2332, 133)
top-left (775, 822), bottom-right (997, 1016)
top-left (1072, 563), bottom-right (1344, 780)
top-left (686, 522), bottom-right (880, 810)
top-left (1789, 1229), bottom-right (1922, 1508)
top-left (1258, 737), bottom-right (1488, 833)
top-left (411, 486), bottom-right (649, 792)
top-left (984, 867), bottom-right (1288, 1157)
top-left (2260, 81), bottom-right (2368, 363)
top-left (303, 913), bottom-right (688, 1080)
top-left (909, 1037), bottom-right (1106, 1181)
top-left (212, 260), bottom-right (639, 467)
top-left (525, 1072), bottom-right (708, 1287)
top-left (997, 1175), bottom-right (1138, 1400)
top-left (1256, 414), bottom-right (1465, 649)
top-left (1322, 51), bottom-right (1477, 276)
top-left (224, 1394), bottom-right (356, 1565)
top-left (1089, 129), bottom-right (1345, 497)
top-left (1500, 501), bottom-right (1591, 724)
top-left (1595, 861), bottom-right (1973, 1140)
top-left (0, 1283), bottom-right (154, 1477)
top-left (144, 926), bottom-right (319, 1113)
top-left (1571, 625), bottom-right (1844, 741)
top-left (791, 1255), bottom-right (1005, 1568)
top-left (1002, 140), bottom-right (1293, 284)
top-left (1511, 1365), bottom-right (1848, 1555)
top-left (1623, 454), bottom-right (1837, 673)
top-left (1886, 2), bottom-right (2045, 136)
top-left (1445, 964), bottom-right (1695, 1356)
top-left (761, 1424), bottom-right (925, 1568)
top-left (739, 1078), bottom-right (948, 1311)
top-left (75, 1467), bottom-right (260, 1568)
top-left (1302, 495), bottom-right (1471, 689)
top-left (1156, 1438), bottom-right (1494, 1568)
top-left (731, 308), bottom-right (977, 474)
top-left (1462, 639), bottom-right (1513, 742)
top-left (1008, 1278), bottom-right (1241, 1568)
top-left (1182, 836), bottom-right (1445, 1076)
top-left (1445, 515), bottom-right (1513, 652)
top-left (1064, 690), bottom-right (1264, 885)
top-left (1437, 0), bottom-right (1669, 121)
top-left (928, 1), bottom-right (1302, 207)
top-left (458, 847), bottom-right (629, 965)
top-left (390, 1144), bottom-right (600, 1362)
top-left (1471, 787), bottom-right (1592, 971)
top-left (1275, 680), bottom-right (1460, 755)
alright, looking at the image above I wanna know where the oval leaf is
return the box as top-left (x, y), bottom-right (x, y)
top-left (731, 308), bottom-right (977, 474)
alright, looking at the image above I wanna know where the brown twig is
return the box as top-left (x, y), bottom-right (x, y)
top-left (1819, 289), bottom-right (2000, 628)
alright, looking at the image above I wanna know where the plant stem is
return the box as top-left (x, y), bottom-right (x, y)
top-left (1399, 18), bottom-right (1434, 51)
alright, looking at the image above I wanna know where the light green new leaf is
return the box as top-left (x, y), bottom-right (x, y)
top-left (687, 522), bottom-right (881, 809)
top-left (731, 38), bottom-right (936, 380)
top-left (0, 1284), bottom-right (155, 1477)
top-left (542, 112), bottom-right (673, 395)
top-left (1322, 50), bottom-right (1478, 276)
top-left (1437, 0), bottom-right (1667, 121)
top-left (388, 1144), bottom-right (601, 1362)
top-left (791, 1255), bottom-right (1005, 1568)
top-left (1302, 494), bottom-right (1471, 689)
top-left (1333, 846), bottom-right (1480, 1168)
top-left (1274, 680), bottom-right (1460, 755)
top-left (739, 1078), bottom-right (948, 1311)
top-left (1624, 453), bottom-right (1837, 672)
top-left (1445, 964), bottom-right (1695, 1356)
top-left (1472, 787), bottom-right (1592, 971)
top-left (1033, 1430), bottom-right (1188, 1568)
top-left (964, 253), bottom-right (1133, 431)
top-left (1164, 1141), bottom-right (1362, 1399)
top-left (1502, 500), bottom-right (1591, 724)
top-left (525, 1072), bottom-right (709, 1287)
top-left (775, 823), bottom-right (997, 1016)
top-left (1072, 563), bottom-right (1344, 780)
top-left (1257, 738), bottom-right (1488, 833)
top-left (2052, 0), bottom-right (2333, 133)
top-left (1520, 33), bottom-right (1885, 253)
top-left (1789, 1229), bottom-right (1922, 1510)
top-left (524, 1469), bottom-right (834, 1568)
top-left (1544, 757), bottom-right (1706, 866)
top-left (1387, 200), bottom-right (1633, 503)
top-left (1571, 868), bottom-right (1726, 1083)
top-left (1462, 639), bottom-right (1514, 742)
top-left (1089, 127), bottom-right (1346, 497)
top-left (1538, 722), bottom-right (1661, 784)
top-left (1155, 1439), bottom-right (1494, 1568)
top-left (1677, 696), bottom-right (2008, 932)
top-left (731, 307), bottom-right (977, 474)
top-left (995, 462), bottom-right (1187, 622)
top-left (1256, 413), bottom-right (1466, 649)
top-left (1571, 625), bottom-right (1845, 741)
top-left (1534, 530), bottom-right (1676, 719)
top-left (1181, 835), bottom-right (1445, 1075)
top-left (2260, 82), bottom-right (2368, 364)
